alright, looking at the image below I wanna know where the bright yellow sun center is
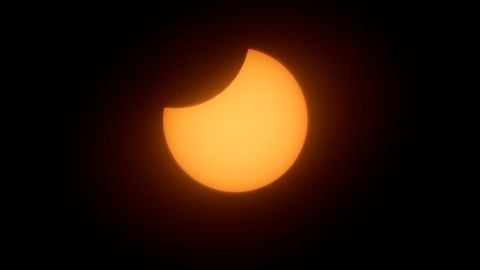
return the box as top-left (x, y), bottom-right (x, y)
top-left (163, 49), bottom-right (308, 192)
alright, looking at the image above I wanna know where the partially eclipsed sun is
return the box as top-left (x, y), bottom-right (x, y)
top-left (163, 49), bottom-right (308, 192)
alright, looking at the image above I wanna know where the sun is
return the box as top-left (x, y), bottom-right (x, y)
top-left (163, 49), bottom-right (308, 192)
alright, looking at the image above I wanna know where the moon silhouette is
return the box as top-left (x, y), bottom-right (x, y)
top-left (163, 49), bottom-right (308, 192)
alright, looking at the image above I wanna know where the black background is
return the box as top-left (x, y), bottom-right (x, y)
top-left (31, 1), bottom-right (448, 268)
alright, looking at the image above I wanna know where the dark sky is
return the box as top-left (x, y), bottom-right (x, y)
top-left (31, 1), bottom-right (448, 268)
